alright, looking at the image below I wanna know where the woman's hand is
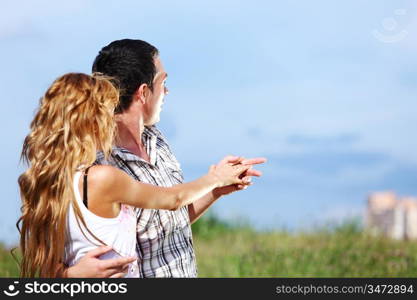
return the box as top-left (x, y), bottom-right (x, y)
top-left (207, 163), bottom-right (251, 187)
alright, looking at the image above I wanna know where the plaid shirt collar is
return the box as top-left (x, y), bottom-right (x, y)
top-left (111, 125), bottom-right (159, 165)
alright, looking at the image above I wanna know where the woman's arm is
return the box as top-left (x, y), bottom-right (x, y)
top-left (89, 163), bottom-right (250, 211)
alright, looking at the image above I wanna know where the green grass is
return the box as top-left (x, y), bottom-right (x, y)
top-left (2, 216), bottom-right (417, 277)
top-left (0, 243), bottom-right (20, 277)
top-left (193, 217), bottom-right (417, 277)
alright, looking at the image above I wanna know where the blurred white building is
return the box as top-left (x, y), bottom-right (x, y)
top-left (366, 191), bottom-right (417, 240)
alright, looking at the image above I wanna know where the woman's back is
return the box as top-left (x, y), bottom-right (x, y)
top-left (64, 168), bottom-right (139, 277)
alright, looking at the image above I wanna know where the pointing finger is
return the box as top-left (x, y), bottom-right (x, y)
top-left (241, 157), bottom-right (267, 165)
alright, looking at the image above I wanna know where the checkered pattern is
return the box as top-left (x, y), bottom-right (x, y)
top-left (95, 126), bottom-right (197, 277)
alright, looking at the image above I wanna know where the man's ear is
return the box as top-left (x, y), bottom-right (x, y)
top-left (133, 83), bottom-right (149, 104)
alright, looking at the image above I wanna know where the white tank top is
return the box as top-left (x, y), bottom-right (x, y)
top-left (64, 170), bottom-right (139, 277)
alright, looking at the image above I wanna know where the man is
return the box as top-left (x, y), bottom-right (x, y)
top-left (65, 39), bottom-right (265, 277)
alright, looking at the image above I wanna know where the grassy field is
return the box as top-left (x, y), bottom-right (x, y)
top-left (1, 216), bottom-right (417, 277)
top-left (0, 244), bottom-right (19, 277)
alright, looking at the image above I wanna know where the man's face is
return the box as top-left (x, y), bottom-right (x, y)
top-left (143, 56), bottom-right (168, 125)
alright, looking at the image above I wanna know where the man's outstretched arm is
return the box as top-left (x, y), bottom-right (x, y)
top-left (188, 156), bottom-right (266, 224)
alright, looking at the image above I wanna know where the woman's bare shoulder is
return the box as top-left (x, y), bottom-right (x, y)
top-left (87, 165), bottom-right (128, 192)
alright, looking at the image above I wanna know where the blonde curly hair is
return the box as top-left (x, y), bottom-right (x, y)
top-left (17, 73), bottom-right (119, 277)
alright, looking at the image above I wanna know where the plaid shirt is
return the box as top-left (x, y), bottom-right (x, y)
top-left (95, 126), bottom-right (197, 277)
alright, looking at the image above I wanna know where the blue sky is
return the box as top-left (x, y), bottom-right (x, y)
top-left (1, 0), bottom-right (416, 245)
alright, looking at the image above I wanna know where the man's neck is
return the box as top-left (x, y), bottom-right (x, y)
top-left (115, 113), bottom-right (150, 161)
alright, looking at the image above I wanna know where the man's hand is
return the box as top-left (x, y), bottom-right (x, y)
top-left (212, 155), bottom-right (266, 198)
top-left (187, 155), bottom-right (266, 224)
top-left (64, 246), bottom-right (136, 278)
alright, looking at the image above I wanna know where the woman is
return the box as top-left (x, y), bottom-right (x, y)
top-left (17, 73), bottom-right (250, 277)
